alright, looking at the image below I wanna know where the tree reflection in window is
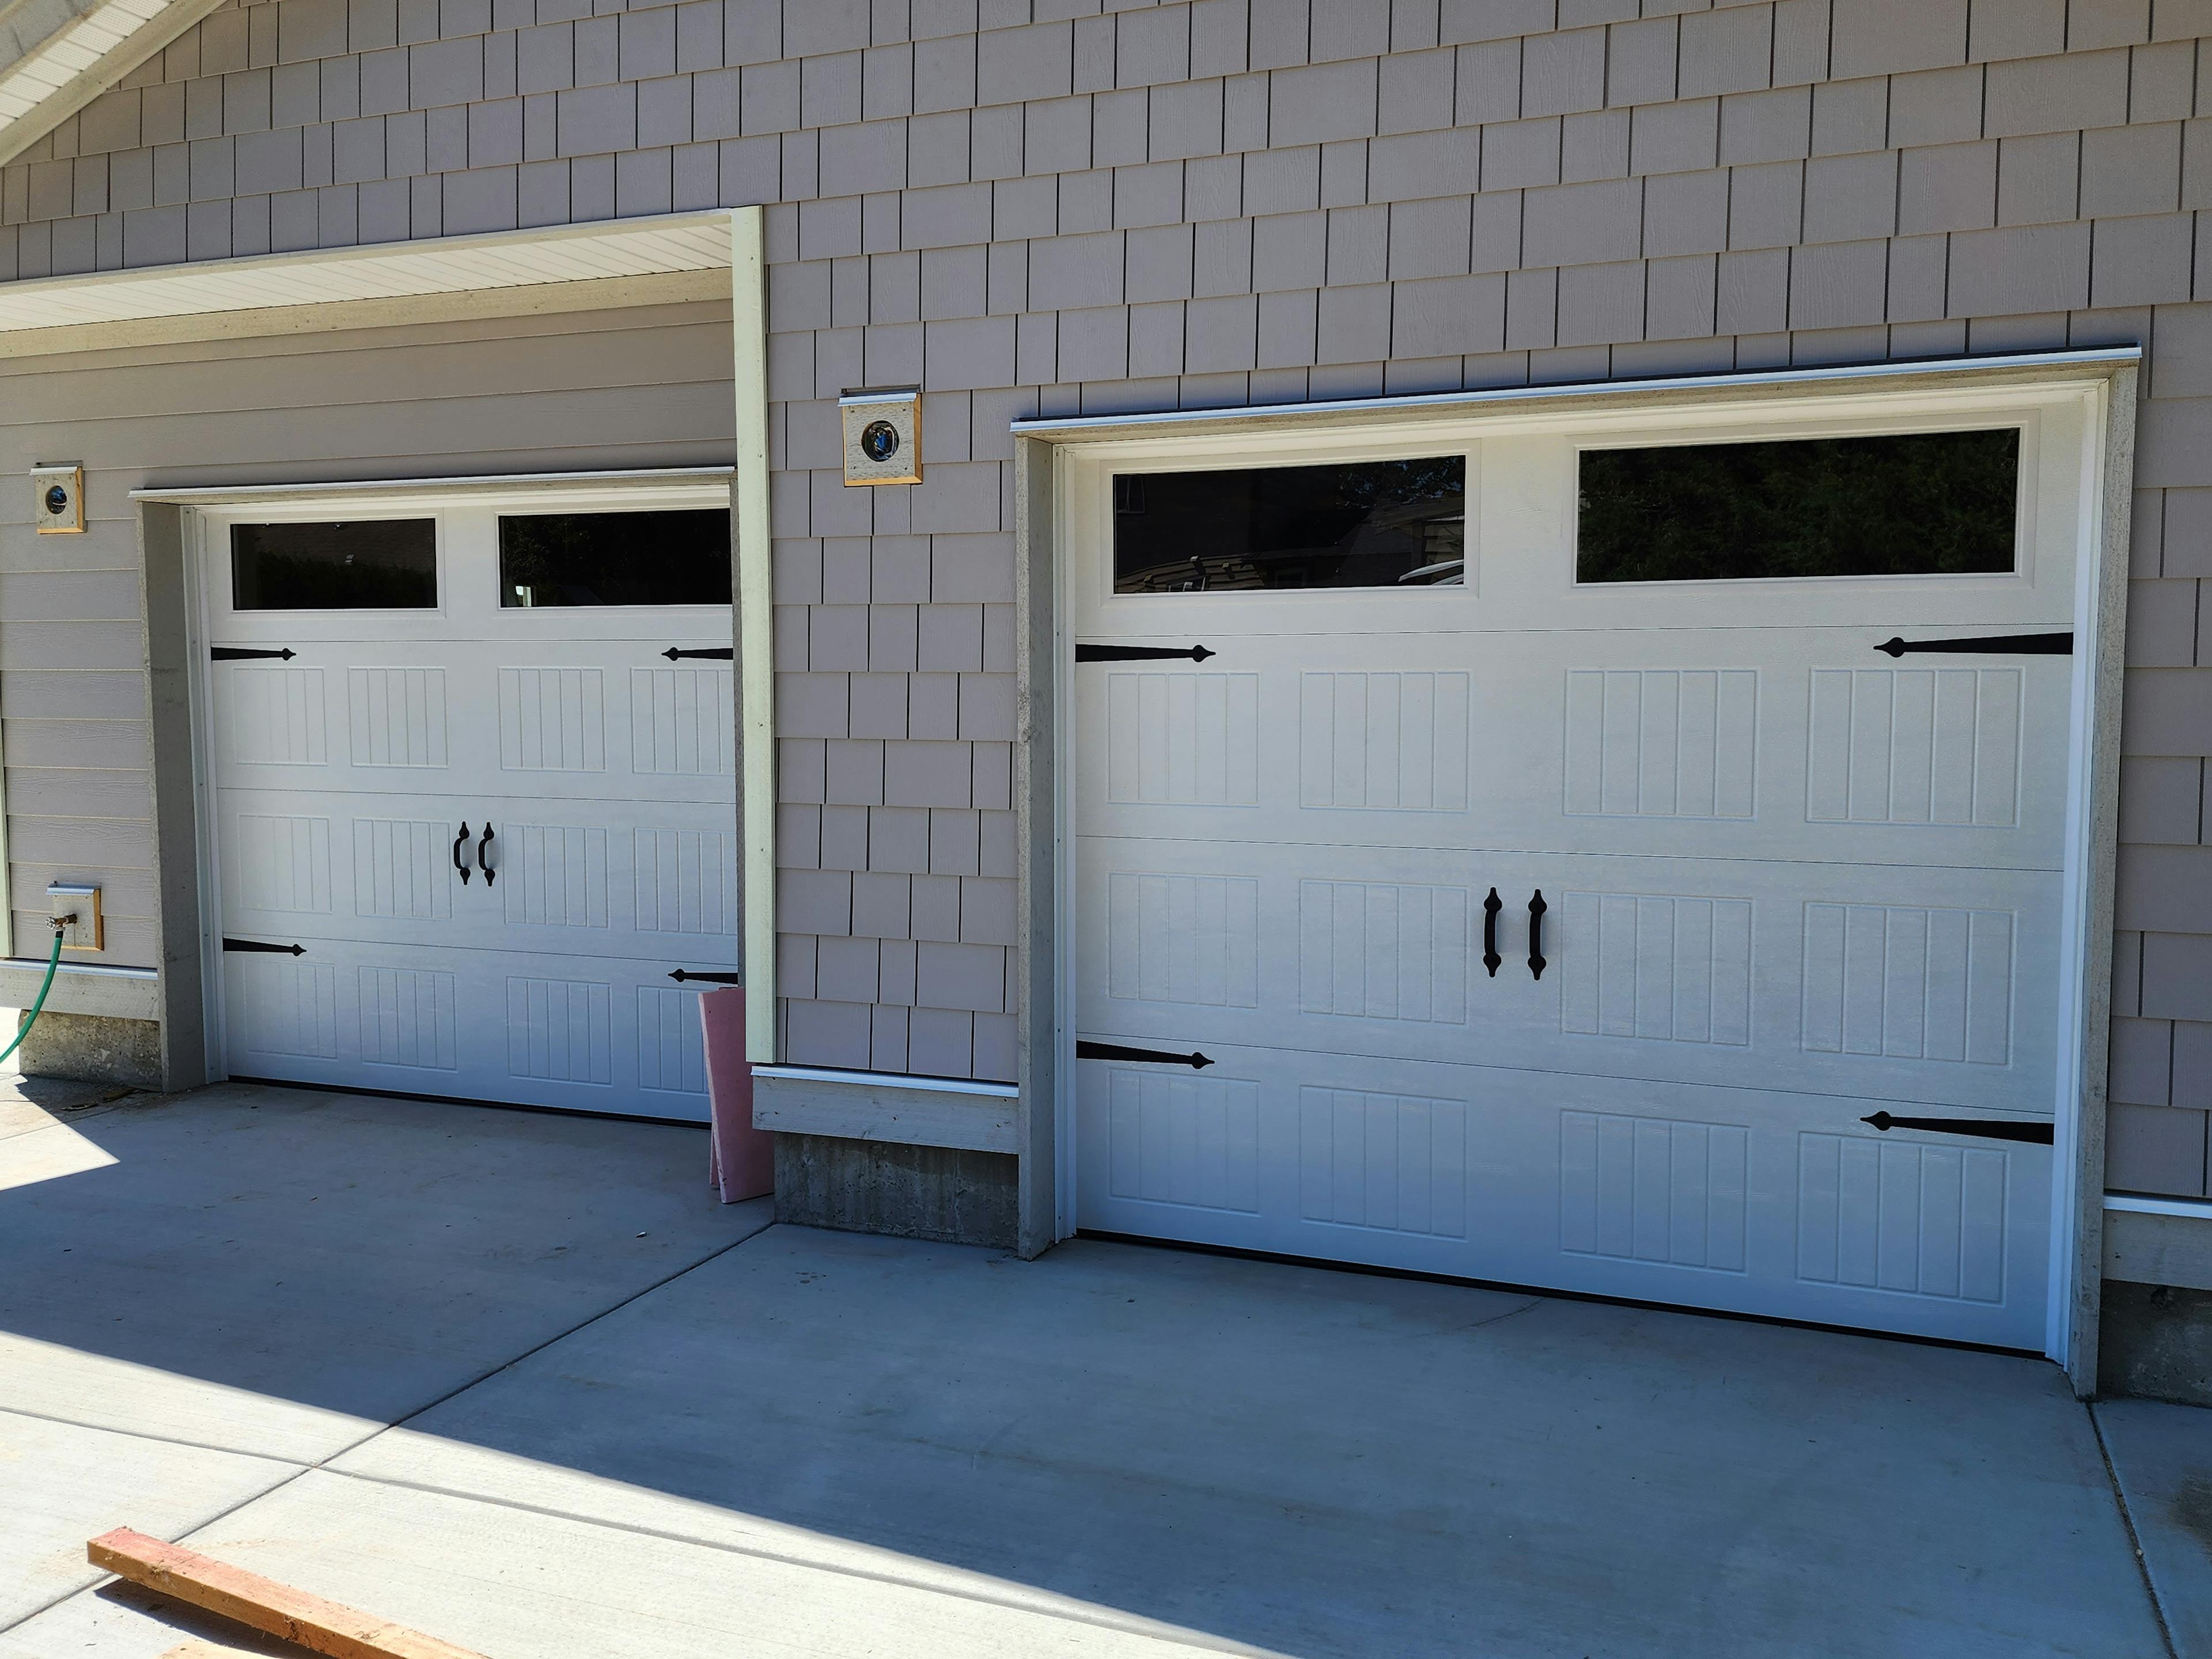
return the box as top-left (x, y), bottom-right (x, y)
top-left (1112, 457), bottom-right (1465, 593)
top-left (499, 509), bottom-right (732, 608)
top-left (1577, 429), bottom-right (2018, 584)
top-left (231, 520), bottom-right (438, 610)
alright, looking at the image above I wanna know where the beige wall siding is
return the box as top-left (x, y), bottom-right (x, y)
top-left (0, 298), bottom-right (734, 967)
top-left (0, 0), bottom-right (2207, 1188)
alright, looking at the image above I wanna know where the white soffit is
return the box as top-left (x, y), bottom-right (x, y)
top-left (0, 211), bottom-right (737, 334)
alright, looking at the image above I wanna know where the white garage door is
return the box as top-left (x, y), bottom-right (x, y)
top-left (1070, 395), bottom-right (2092, 1350)
top-left (203, 488), bottom-right (737, 1122)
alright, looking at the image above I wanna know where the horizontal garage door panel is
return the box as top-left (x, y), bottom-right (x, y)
top-left (1069, 399), bottom-right (2084, 1350)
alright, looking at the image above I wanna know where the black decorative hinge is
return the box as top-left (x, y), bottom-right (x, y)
top-left (1075, 644), bottom-right (1216, 664)
top-left (668, 968), bottom-right (744, 984)
top-left (211, 647), bottom-right (296, 661)
top-left (224, 937), bottom-right (303, 955)
top-left (1861, 1111), bottom-right (2054, 1146)
top-left (664, 647), bottom-right (734, 661)
top-left (1875, 632), bottom-right (2073, 657)
top-left (1077, 1040), bottom-right (1213, 1069)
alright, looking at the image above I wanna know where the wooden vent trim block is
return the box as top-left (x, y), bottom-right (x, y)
top-left (88, 1529), bottom-right (490, 1659)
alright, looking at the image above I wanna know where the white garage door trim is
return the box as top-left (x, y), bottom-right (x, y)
top-left (161, 468), bottom-right (738, 1115)
top-left (1022, 350), bottom-right (2134, 1383)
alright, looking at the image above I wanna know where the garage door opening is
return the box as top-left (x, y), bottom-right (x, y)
top-left (190, 476), bottom-right (737, 1122)
top-left (1060, 384), bottom-right (2106, 1353)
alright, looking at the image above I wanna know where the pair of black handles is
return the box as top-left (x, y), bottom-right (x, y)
top-left (452, 823), bottom-right (497, 886)
top-left (1481, 888), bottom-right (1547, 980)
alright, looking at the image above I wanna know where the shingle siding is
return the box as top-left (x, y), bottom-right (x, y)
top-left (1, 0), bottom-right (2207, 1175)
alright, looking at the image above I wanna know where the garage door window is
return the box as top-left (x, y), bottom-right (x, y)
top-left (1113, 457), bottom-right (1465, 593)
top-left (499, 509), bottom-right (732, 607)
top-left (230, 519), bottom-right (438, 610)
top-left (1576, 429), bottom-right (2019, 585)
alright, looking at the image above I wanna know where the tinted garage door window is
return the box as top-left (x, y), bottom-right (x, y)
top-left (1113, 456), bottom-right (1465, 592)
top-left (1576, 429), bottom-right (2020, 584)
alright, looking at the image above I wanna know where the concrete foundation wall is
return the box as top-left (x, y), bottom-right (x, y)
top-left (15, 1008), bottom-right (161, 1089)
top-left (2100, 1281), bottom-right (2212, 1406)
top-left (773, 1132), bottom-right (1018, 1250)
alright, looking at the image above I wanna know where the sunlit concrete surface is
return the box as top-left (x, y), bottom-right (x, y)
top-left (1, 1080), bottom-right (2199, 1657)
top-left (0, 1081), bottom-right (767, 1628)
top-left (0, 1079), bottom-right (122, 1194)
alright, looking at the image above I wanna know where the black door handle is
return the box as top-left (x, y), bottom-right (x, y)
top-left (1528, 889), bottom-right (1547, 980)
top-left (1482, 888), bottom-right (1502, 977)
top-left (453, 823), bottom-right (472, 885)
top-left (477, 823), bottom-right (496, 886)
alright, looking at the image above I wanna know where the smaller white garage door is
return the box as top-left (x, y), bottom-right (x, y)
top-left (203, 487), bottom-right (737, 1121)
top-left (1067, 390), bottom-right (2097, 1352)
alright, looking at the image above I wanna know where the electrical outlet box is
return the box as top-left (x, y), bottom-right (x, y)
top-left (32, 464), bottom-right (83, 534)
top-left (839, 388), bottom-right (922, 486)
top-left (48, 882), bottom-right (101, 952)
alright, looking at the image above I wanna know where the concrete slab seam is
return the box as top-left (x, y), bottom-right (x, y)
top-left (308, 1464), bottom-right (1267, 1658)
top-left (2089, 1400), bottom-right (2183, 1659)
top-left (0, 1404), bottom-right (314, 1471)
top-left (7, 1213), bottom-right (778, 1639)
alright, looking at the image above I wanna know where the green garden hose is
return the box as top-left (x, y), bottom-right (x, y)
top-left (0, 925), bottom-right (66, 1067)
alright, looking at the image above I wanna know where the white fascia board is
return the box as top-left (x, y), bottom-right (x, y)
top-left (131, 465), bottom-right (736, 506)
top-left (2105, 1194), bottom-right (2212, 1220)
top-left (1010, 347), bottom-right (2145, 441)
top-left (0, 211), bottom-right (737, 335)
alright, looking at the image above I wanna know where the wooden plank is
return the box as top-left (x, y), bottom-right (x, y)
top-left (88, 1529), bottom-right (490, 1659)
top-left (750, 1068), bottom-right (1020, 1154)
top-left (2105, 1206), bottom-right (2212, 1292)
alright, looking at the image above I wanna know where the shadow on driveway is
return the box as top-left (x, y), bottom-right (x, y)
top-left (0, 1082), bottom-right (2180, 1658)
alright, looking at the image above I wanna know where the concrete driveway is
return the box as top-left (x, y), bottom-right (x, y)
top-left (0, 1081), bottom-right (2202, 1658)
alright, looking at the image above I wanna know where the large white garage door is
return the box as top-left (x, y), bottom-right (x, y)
top-left (203, 488), bottom-right (737, 1122)
top-left (1070, 393), bottom-right (2093, 1350)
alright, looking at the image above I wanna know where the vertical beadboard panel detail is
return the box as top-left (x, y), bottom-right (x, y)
top-left (1105, 1068), bottom-right (1260, 1211)
top-left (1298, 671), bottom-right (1471, 810)
top-left (1560, 1111), bottom-right (1749, 1270)
top-left (358, 966), bottom-right (458, 1070)
top-left (1104, 671), bottom-right (1260, 804)
top-left (499, 667), bottom-right (607, 772)
top-left (1297, 1086), bottom-right (1468, 1236)
top-left (1559, 892), bottom-right (1753, 1045)
top-left (1105, 870), bottom-right (1259, 1006)
top-left (1796, 1133), bottom-right (2008, 1302)
top-left (1801, 903), bottom-right (2014, 1064)
top-left (631, 666), bottom-right (734, 775)
top-left (238, 957), bottom-right (339, 1058)
top-left (634, 828), bottom-right (739, 934)
top-left (637, 985), bottom-right (709, 1093)
top-left (503, 824), bottom-right (611, 928)
top-left (351, 819), bottom-right (453, 920)
top-left (1805, 668), bottom-right (2022, 825)
top-left (347, 667), bottom-right (449, 767)
top-left (1563, 669), bottom-right (1758, 818)
top-left (232, 815), bottom-right (332, 912)
top-left (505, 976), bottom-right (613, 1082)
top-left (225, 666), bottom-right (328, 766)
top-left (1298, 880), bottom-right (1469, 1024)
